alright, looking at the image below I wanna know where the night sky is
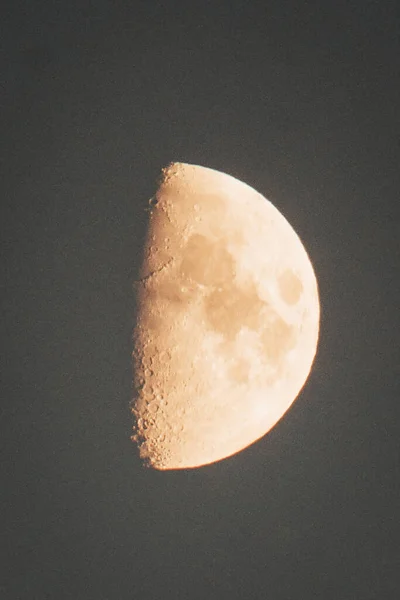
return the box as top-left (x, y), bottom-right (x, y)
top-left (2, 2), bottom-right (399, 599)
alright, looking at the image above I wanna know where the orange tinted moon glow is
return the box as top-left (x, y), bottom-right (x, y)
top-left (131, 163), bottom-right (320, 470)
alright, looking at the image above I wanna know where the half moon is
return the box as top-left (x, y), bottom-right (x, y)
top-left (131, 163), bottom-right (320, 469)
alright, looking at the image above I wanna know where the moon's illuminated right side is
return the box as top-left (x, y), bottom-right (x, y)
top-left (131, 163), bottom-right (320, 470)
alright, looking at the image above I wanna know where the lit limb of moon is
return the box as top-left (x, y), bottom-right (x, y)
top-left (131, 163), bottom-right (320, 470)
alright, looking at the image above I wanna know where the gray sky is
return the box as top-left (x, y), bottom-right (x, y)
top-left (2, 2), bottom-right (399, 598)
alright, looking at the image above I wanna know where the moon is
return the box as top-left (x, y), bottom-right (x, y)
top-left (131, 163), bottom-right (320, 470)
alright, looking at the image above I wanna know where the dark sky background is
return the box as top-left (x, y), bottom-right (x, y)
top-left (2, 1), bottom-right (399, 599)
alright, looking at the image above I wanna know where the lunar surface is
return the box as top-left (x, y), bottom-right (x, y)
top-left (131, 163), bottom-right (320, 469)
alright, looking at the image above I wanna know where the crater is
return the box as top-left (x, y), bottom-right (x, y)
top-left (278, 269), bottom-right (303, 305)
top-left (180, 234), bottom-right (235, 286)
top-left (229, 357), bottom-right (251, 384)
top-left (203, 281), bottom-right (265, 340)
top-left (148, 277), bottom-right (196, 309)
top-left (260, 315), bottom-right (297, 365)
